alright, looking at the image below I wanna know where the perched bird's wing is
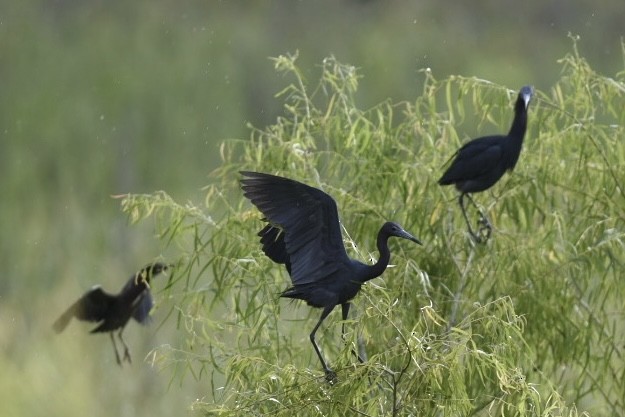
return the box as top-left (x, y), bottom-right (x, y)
top-left (52, 286), bottom-right (115, 332)
top-left (438, 136), bottom-right (503, 184)
top-left (131, 291), bottom-right (154, 324)
top-left (241, 171), bottom-right (349, 286)
top-left (258, 224), bottom-right (291, 274)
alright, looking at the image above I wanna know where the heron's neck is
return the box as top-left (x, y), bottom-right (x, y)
top-left (364, 231), bottom-right (391, 282)
top-left (120, 272), bottom-right (151, 299)
top-left (508, 101), bottom-right (528, 143)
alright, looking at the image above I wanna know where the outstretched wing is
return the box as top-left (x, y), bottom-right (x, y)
top-left (119, 267), bottom-right (157, 325)
top-left (241, 171), bottom-right (349, 286)
top-left (131, 291), bottom-right (154, 324)
top-left (258, 224), bottom-right (291, 274)
top-left (53, 286), bottom-right (115, 332)
top-left (439, 135), bottom-right (504, 184)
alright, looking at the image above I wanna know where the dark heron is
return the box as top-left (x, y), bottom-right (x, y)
top-left (53, 262), bottom-right (170, 365)
top-left (240, 171), bottom-right (421, 381)
top-left (438, 85), bottom-right (534, 243)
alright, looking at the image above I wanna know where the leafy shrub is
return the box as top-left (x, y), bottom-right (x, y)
top-left (121, 43), bottom-right (625, 415)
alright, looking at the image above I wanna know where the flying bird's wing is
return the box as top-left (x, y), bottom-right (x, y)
top-left (112, 267), bottom-right (156, 324)
top-left (132, 291), bottom-right (154, 324)
top-left (241, 171), bottom-right (349, 286)
top-left (74, 286), bottom-right (116, 321)
top-left (439, 136), bottom-right (504, 184)
top-left (53, 286), bottom-right (115, 332)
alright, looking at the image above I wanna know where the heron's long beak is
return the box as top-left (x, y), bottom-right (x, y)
top-left (401, 229), bottom-right (422, 245)
top-left (521, 85), bottom-right (534, 108)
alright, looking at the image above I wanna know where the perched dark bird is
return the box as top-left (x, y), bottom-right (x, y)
top-left (241, 171), bottom-right (421, 381)
top-left (53, 262), bottom-right (170, 365)
top-left (439, 85), bottom-right (534, 243)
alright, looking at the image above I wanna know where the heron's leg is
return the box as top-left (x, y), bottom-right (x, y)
top-left (340, 303), bottom-right (366, 363)
top-left (340, 302), bottom-right (350, 339)
top-left (465, 194), bottom-right (492, 243)
top-left (311, 305), bottom-right (337, 382)
top-left (110, 332), bottom-right (122, 366)
top-left (459, 193), bottom-right (480, 242)
top-left (118, 328), bottom-right (132, 363)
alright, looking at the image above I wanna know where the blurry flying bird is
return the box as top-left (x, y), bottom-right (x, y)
top-left (53, 262), bottom-right (170, 365)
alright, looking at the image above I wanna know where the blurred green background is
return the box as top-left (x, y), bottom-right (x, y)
top-left (1, 0), bottom-right (624, 416)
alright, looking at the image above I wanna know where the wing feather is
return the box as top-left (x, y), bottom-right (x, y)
top-left (53, 286), bottom-right (116, 332)
top-left (132, 291), bottom-right (154, 324)
top-left (241, 171), bottom-right (349, 286)
top-left (74, 286), bottom-right (116, 322)
top-left (439, 136), bottom-right (504, 184)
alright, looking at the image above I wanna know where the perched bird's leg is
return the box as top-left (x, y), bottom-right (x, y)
top-left (477, 217), bottom-right (492, 242)
top-left (460, 194), bottom-right (492, 244)
top-left (118, 328), bottom-right (132, 364)
top-left (340, 303), bottom-right (366, 363)
top-left (340, 303), bottom-right (349, 340)
top-left (311, 305), bottom-right (337, 383)
top-left (459, 194), bottom-right (480, 243)
top-left (466, 194), bottom-right (492, 243)
top-left (110, 333), bottom-right (122, 366)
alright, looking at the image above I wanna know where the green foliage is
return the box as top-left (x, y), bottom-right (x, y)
top-left (120, 43), bottom-right (625, 416)
top-left (4, 2), bottom-right (625, 416)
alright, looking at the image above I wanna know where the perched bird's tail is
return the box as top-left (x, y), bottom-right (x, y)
top-left (52, 305), bottom-right (75, 333)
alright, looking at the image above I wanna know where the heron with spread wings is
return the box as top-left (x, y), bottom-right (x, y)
top-left (241, 171), bottom-right (421, 381)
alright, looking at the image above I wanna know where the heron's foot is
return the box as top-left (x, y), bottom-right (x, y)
top-left (324, 369), bottom-right (338, 384)
top-left (469, 215), bottom-right (492, 244)
top-left (478, 214), bottom-right (491, 229)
